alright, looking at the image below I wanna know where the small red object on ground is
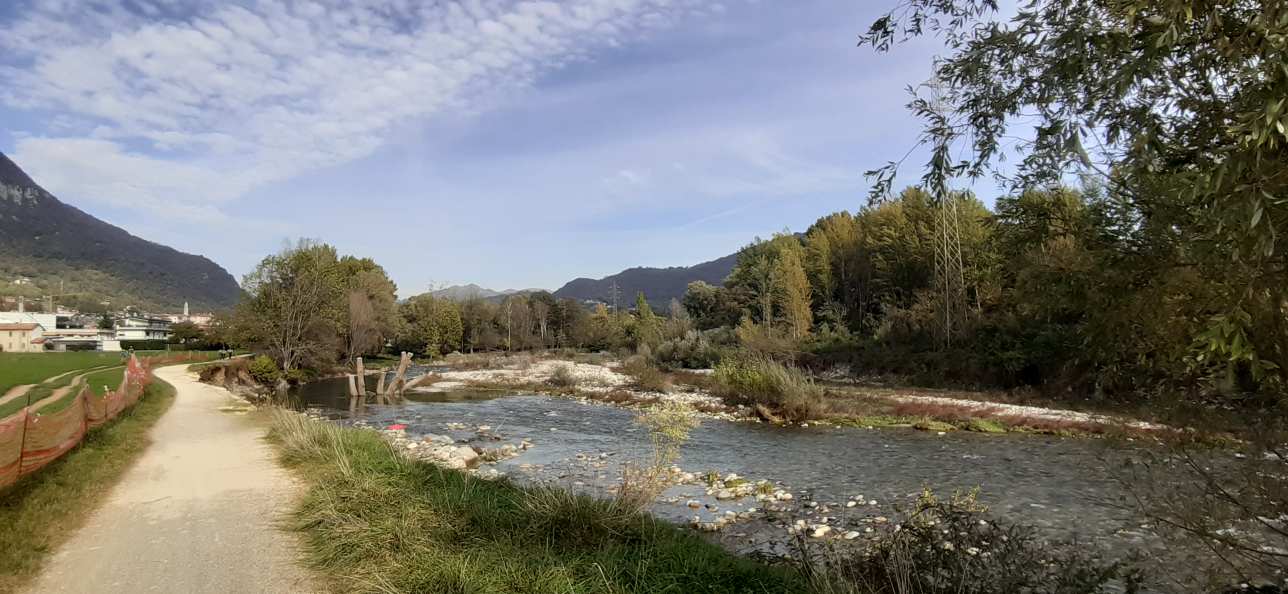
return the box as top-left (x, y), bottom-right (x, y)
top-left (386, 424), bottom-right (407, 431)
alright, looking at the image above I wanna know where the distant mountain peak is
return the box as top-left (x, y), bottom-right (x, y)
top-left (0, 152), bottom-right (38, 189)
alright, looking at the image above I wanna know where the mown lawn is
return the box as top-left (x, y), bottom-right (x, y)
top-left (0, 377), bottom-right (175, 594)
top-left (271, 412), bottom-right (807, 594)
top-left (0, 352), bottom-right (126, 396)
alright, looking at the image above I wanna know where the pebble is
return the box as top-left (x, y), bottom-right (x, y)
top-left (843, 531), bottom-right (861, 540)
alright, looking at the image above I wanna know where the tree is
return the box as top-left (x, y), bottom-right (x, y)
top-left (169, 321), bottom-right (204, 345)
top-left (773, 244), bottom-right (813, 339)
top-left (235, 240), bottom-right (343, 372)
top-left (862, 0), bottom-right (1288, 388)
top-left (395, 294), bottom-right (463, 356)
top-left (337, 258), bottom-right (398, 362)
top-left (632, 292), bottom-right (663, 351)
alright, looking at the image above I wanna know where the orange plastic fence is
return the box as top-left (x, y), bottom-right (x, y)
top-left (0, 353), bottom-right (180, 490)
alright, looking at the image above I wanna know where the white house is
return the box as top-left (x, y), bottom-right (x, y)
top-left (115, 316), bottom-right (172, 341)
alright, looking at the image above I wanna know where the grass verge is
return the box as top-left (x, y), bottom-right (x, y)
top-left (0, 376), bottom-right (175, 594)
top-left (269, 411), bottom-right (806, 593)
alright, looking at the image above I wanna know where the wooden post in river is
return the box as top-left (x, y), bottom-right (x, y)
top-left (347, 374), bottom-right (361, 415)
top-left (375, 370), bottom-right (387, 405)
top-left (387, 351), bottom-right (412, 401)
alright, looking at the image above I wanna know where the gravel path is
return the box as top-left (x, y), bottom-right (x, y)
top-left (25, 365), bottom-right (317, 594)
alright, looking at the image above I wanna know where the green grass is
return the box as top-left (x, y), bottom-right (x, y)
top-left (0, 377), bottom-right (175, 594)
top-left (270, 412), bottom-right (807, 594)
top-left (0, 353), bottom-right (126, 396)
top-left (81, 367), bottom-right (128, 396)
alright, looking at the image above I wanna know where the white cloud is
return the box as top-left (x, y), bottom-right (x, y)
top-left (0, 0), bottom-right (712, 220)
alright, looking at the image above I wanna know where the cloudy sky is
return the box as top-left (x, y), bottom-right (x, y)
top-left (0, 0), bottom-right (978, 295)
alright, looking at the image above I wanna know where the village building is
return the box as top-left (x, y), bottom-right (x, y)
top-left (0, 322), bottom-right (44, 353)
top-left (114, 315), bottom-right (172, 341)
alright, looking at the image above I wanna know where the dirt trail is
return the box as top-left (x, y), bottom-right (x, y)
top-left (25, 365), bottom-right (317, 594)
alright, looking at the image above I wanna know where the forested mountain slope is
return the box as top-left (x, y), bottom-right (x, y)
top-left (0, 152), bottom-right (241, 311)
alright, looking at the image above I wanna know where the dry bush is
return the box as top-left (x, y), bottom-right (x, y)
top-left (712, 355), bottom-right (825, 422)
top-left (1120, 428), bottom-right (1288, 591)
top-left (617, 402), bottom-right (698, 512)
top-left (801, 489), bottom-right (1142, 594)
top-left (547, 364), bottom-right (578, 389)
top-left (622, 355), bottom-right (672, 393)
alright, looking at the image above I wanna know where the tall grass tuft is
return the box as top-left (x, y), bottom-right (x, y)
top-left (712, 355), bottom-right (825, 422)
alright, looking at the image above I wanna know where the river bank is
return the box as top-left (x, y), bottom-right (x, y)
top-left (407, 352), bottom-right (1177, 439)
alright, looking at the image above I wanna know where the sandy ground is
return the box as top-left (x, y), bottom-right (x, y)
top-left (25, 365), bottom-right (318, 594)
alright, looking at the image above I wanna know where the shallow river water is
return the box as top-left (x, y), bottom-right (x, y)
top-left (292, 374), bottom-right (1161, 564)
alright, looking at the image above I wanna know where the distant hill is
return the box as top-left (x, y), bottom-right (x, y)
top-left (553, 253), bottom-right (737, 309)
top-left (0, 151), bottom-right (242, 312)
top-left (430, 284), bottom-right (543, 302)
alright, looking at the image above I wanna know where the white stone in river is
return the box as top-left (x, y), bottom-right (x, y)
top-left (846, 501), bottom-right (857, 508)
top-left (715, 489), bottom-right (735, 500)
top-left (868, 500), bottom-right (878, 506)
top-left (810, 525), bottom-right (831, 538)
top-left (843, 531), bottom-right (861, 540)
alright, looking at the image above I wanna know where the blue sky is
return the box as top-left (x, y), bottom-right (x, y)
top-left (0, 0), bottom-right (994, 296)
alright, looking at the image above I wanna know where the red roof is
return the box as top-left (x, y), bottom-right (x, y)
top-left (0, 323), bottom-right (38, 331)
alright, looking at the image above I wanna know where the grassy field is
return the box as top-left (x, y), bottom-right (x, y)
top-left (0, 377), bottom-right (175, 594)
top-left (0, 352), bottom-right (127, 396)
top-left (81, 367), bottom-right (128, 396)
top-left (271, 412), bottom-right (806, 593)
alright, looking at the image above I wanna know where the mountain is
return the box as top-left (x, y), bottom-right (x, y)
top-left (0, 152), bottom-right (242, 312)
top-left (553, 252), bottom-right (738, 309)
top-left (430, 285), bottom-right (544, 302)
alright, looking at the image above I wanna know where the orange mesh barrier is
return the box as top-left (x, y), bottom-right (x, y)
top-left (19, 392), bottom-right (87, 476)
top-left (83, 383), bottom-right (111, 429)
top-left (0, 411), bottom-right (26, 489)
top-left (0, 354), bottom-right (156, 488)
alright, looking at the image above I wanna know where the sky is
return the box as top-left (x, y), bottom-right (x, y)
top-left (0, 0), bottom-right (993, 296)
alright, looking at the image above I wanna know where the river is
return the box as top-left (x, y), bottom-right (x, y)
top-left (291, 373), bottom-right (1164, 564)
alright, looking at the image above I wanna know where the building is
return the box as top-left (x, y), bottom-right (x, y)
top-left (114, 316), bottom-right (172, 341)
top-left (43, 328), bottom-right (116, 352)
top-left (0, 310), bottom-right (58, 332)
top-left (165, 301), bottom-right (214, 328)
top-left (0, 323), bottom-right (44, 353)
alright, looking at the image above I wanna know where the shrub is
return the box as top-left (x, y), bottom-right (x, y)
top-left (248, 355), bottom-right (281, 385)
top-left (736, 318), bottom-right (799, 360)
top-left (712, 355), bottom-right (825, 422)
top-left (618, 402), bottom-right (699, 512)
top-left (547, 364), bottom-right (578, 389)
top-left (800, 489), bottom-right (1143, 594)
top-left (622, 355), bottom-right (672, 393)
top-left (655, 330), bottom-right (723, 370)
